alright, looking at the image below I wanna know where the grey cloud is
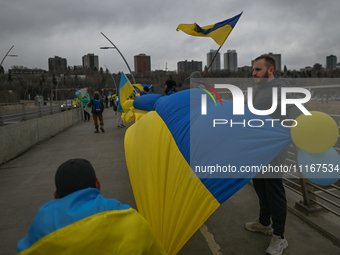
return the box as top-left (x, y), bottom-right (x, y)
top-left (1, 0), bottom-right (339, 72)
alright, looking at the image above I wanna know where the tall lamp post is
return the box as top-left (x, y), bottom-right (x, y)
top-left (100, 32), bottom-right (136, 84)
top-left (1, 45), bottom-right (18, 74)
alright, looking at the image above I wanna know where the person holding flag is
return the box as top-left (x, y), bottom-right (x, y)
top-left (76, 89), bottom-right (90, 122)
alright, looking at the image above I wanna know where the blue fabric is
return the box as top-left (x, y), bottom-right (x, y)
top-left (196, 12), bottom-right (242, 34)
top-left (17, 189), bottom-right (130, 252)
top-left (155, 89), bottom-right (293, 204)
top-left (167, 90), bottom-right (176, 96)
top-left (133, 94), bottom-right (163, 111)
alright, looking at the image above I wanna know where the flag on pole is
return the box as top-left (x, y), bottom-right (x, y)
top-left (176, 12), bottom-right (242, 46)
top-left (118, 72), bottom-right (135, 112)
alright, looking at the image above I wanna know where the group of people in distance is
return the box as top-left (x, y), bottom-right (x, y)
top-left (18, 55), bottom-right (296, 255)
top-left (76, 78), bottom-right (178, 132)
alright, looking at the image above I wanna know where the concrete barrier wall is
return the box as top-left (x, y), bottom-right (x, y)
top-left (0, 108), bottom-right (82, 165)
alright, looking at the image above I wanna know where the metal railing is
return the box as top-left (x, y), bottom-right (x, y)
top-left (0, 101), bottom-right (80, 126)
top-left (283, 113), bottom-right (340, 217)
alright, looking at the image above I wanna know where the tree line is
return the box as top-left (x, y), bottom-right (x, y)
top-left (1, 66), bottom-right (340, 103)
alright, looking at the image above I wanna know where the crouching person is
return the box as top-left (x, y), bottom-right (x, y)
top-left (17, 158), bottom-right (167, 255)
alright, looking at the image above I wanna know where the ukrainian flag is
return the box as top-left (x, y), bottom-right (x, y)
top-left (176, 12), bottom-right (242, 46)
top-left (17, 189), bottom-right (166, 254)
top-left (118, 72), bottom-right (135, 113)
top-left (125, 89), bottom-right (292, 254)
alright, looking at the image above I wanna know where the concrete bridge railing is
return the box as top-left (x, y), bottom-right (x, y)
top-left (0, 108), bottom-right (82, 165)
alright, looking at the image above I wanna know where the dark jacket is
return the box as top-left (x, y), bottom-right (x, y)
top-left (252, 78), bottom-right (302, 121)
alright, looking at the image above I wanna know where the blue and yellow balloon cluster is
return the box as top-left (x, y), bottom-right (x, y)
top-left (72, 89), bottom-right (82, 105)
top-left (291, 111), bottom-right (340, 185)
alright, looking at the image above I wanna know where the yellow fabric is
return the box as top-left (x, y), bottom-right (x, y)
top-left (176, 23), bottom-right (233, 46)
top-left (17, 208), bottom-right (166, 255)
top-left (122, 99), bottom-right (134, 112)
top-left (108, 94), bottom-right (117, 100)
top-left (133, 109), bottom-right (148, 122)
top-left (121, 103), bottom-right (148, 123)
top-left (119, 76), bottom-right (135, 111)
top-left (120, 99), bottom-right (136, 123)
top-left (121, 110), bottom-right (135, 123)
top-left (133, 84), bottom-right (144, 91)
top-left (125, 111), bottom-right (220, 255)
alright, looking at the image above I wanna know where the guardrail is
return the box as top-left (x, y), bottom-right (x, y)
top-left (0, 101), bottom-right (80, 126)
top-left (0, 103), bottom-right (83, 165)
top-left (283, 113), bottom-right (340, 217)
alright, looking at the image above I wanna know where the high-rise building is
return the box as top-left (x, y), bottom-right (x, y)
top-left (224, 50), bottom-right (237, 72)
top-left (251, 52), bottom-right (281, 74)
top-left (177, 60), bottom-right (202, 73)
top-left (82, 53), bottom-right (99, 70)
top-left (207, 50), bottom-right (220, 72)
top-left (326, 55), bottom-right (337, 69)
top-left (48, 56), bottom-right (67, 72)
top-left (313, 63), bottom-right (322, 71)
top-left (134, 53), bottom-right (151, 74)
top-left (267, 52), bottom-right (281, 73)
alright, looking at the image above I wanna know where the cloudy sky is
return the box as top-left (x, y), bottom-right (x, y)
top-left (1, 0), bottom-right (339, 74)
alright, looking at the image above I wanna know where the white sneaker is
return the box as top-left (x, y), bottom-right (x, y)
top-left (266, 234), bottom-right (288, 255)
top-left (245, 219), bottom-right (273, 235)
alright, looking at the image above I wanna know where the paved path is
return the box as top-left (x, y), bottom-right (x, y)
top-left (1, 109), bottom-right (340, 255)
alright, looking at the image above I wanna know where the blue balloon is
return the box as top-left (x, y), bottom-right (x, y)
top-left (297, 148), bottom-right (340, 186)
top-left (75, 92), bottom-right (80, 96)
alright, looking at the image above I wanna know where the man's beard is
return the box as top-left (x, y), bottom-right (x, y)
top-left (254, 71), bottom-right (269, 85)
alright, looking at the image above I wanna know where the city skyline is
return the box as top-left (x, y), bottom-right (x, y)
top-left (5, 50), bottom-right (339, 74)
top-left (1, 1), bottom-right (339, 73)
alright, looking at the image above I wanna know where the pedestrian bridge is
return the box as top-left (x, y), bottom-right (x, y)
top-left (0, 105), bottom-right (340, 255)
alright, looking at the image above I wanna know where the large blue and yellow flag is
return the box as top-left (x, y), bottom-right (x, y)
top-left (125, 89), bottom-right (293, 254)
top-left (17, 189), bottom-right (166, 254)
top-left (176, 12), bottom-right (242, 46)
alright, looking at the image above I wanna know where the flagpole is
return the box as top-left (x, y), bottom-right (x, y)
top-left (202, 44), bottom-right (223, 78)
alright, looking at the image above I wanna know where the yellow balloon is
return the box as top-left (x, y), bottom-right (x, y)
top-left (291, 111), bottom-right (339, 153)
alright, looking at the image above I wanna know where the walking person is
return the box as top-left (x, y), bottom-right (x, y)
top-left (77, 90), bottom-right (90, 122)
top-left (87, 91), bottom-right (105, 133)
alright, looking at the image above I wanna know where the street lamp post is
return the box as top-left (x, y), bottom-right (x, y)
top-left (1, 45), bottom-right (18, 74)
top-left (100, 32), bottom-right (136, 84)
top-left (55, 74), bottom-right (64, 101)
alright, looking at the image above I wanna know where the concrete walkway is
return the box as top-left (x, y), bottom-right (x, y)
top-left (1, 109), bottom-right (340, 255)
